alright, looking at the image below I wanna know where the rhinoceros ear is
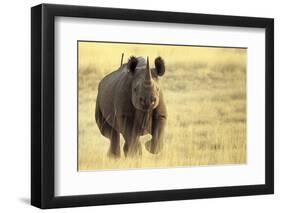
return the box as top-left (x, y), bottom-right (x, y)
top-left (127, 56), bottom-right (138, 73)
top-left (155, 57), bottom-right (165, 76)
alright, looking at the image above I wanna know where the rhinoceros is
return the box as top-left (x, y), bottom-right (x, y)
top-left (95, 56), bottom-right (167, 157)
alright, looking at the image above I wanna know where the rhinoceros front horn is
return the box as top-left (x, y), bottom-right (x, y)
top-left (144, 56), bottom-right (152, 87)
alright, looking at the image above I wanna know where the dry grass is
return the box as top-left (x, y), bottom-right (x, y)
top-left (78, 42), bottom-right (247, 171)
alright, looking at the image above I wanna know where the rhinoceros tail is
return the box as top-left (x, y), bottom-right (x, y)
top-left (120, 53), bottom-right (124, 67)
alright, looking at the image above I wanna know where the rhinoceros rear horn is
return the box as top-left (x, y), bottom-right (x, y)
top-left (127, 56), bottom-right (138, 73)
top-left (155, 57), bottom-right (165, 76)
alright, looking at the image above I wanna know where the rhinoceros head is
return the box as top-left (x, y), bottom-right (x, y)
top-left (127, 56), bottom-right (165, 111)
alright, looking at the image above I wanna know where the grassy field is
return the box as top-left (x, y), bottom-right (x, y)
top-left (78, 42), bottom-right (247, 171)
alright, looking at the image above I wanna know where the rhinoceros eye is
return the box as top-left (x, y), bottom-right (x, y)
top-left (134, 88), bottom-right (137, 92)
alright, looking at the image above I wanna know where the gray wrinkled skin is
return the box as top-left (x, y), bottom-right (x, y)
top-left (95, 56), bottom-right (167, 157)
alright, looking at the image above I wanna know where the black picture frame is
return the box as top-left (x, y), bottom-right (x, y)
top-left (31, 3), bottom-right (274, 209)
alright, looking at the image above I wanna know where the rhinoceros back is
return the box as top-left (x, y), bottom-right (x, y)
top-left (96, 63), bottom-right (134, 129)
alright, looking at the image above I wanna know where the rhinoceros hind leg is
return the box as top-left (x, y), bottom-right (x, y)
top-left (95, 102), bottom-right (112, 138)
top-left (108, 129), bottom-right (121, 158)
top-left (95, 102), bottom-right (121, 157)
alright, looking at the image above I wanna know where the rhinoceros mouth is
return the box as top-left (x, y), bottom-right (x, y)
top-left (136, 105), bottom-right (154, 113)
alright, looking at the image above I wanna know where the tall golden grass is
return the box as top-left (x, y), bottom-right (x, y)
top-left (78, 41), bottom-right (247, 171)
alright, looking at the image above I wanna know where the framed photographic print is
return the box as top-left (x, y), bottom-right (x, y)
top-left (31, 3), bottom-right (274, 209)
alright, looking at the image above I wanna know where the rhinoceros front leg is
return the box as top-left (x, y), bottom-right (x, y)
top-left (145, 115), bottom-right (166, 154)
top-left (123, 130), bottom-right (142, 157)
top-left (121, 118), bottom-right (142, 157)
top-left (123, 137), bottom-right (142, 157)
